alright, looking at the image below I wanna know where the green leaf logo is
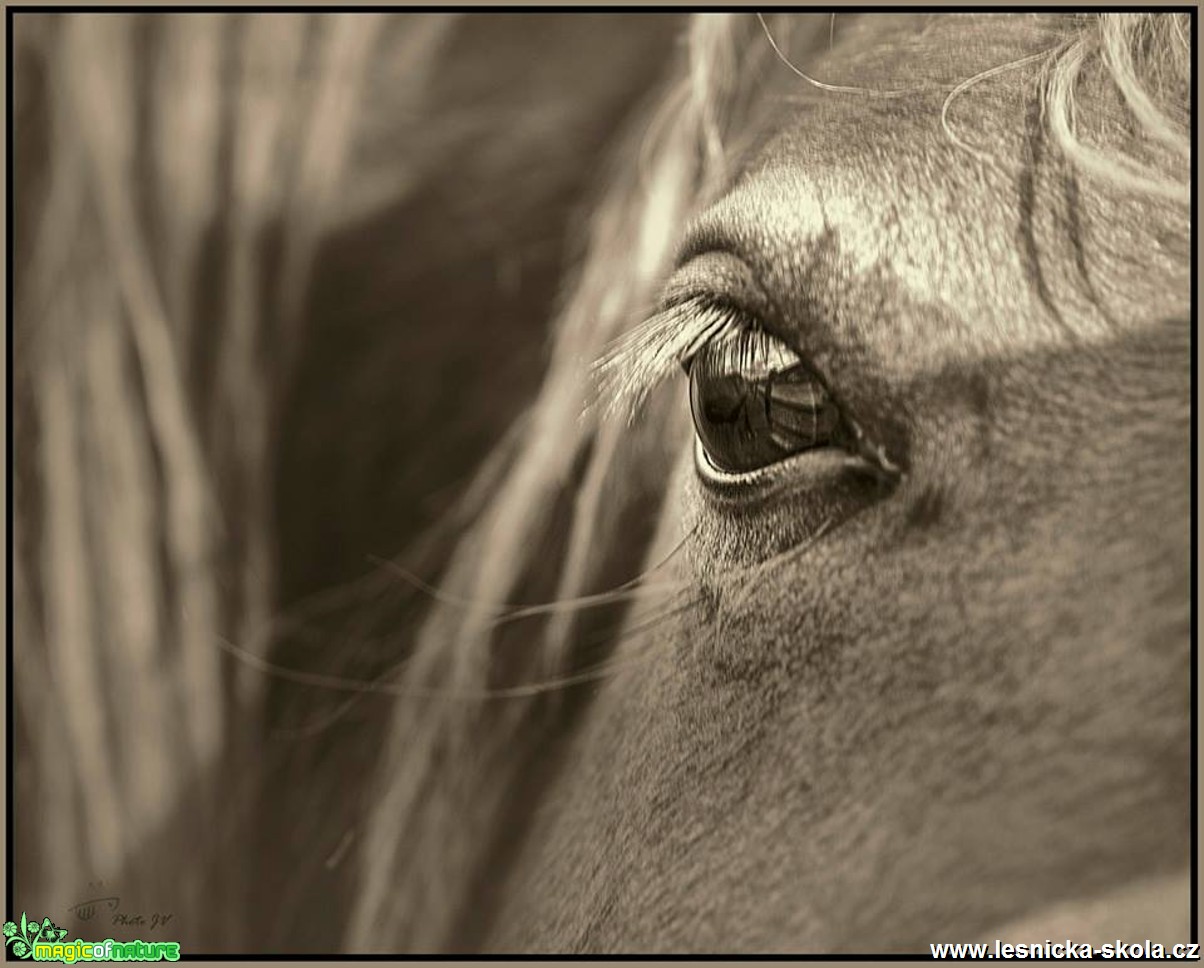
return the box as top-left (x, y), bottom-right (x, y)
top-left (3, 912), bottom-right (68, 958)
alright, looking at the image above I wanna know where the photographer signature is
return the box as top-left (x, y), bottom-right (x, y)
top-left (68, 895), bottom-right (174, 933)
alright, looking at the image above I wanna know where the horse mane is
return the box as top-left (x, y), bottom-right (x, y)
top-left (12, 12), bottom-right (1189, 954)
top-left (1047, 13), bottom-right (1190, 203)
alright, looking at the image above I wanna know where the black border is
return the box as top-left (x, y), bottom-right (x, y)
top-left (4, 5), bottom-right (1198, 962)
top-left (1189, 1), bottom-right (1199, 952)
top-left (5, 0), bottom-right (13, 951)
top-left (2, 4), bottom-right (1200, 12)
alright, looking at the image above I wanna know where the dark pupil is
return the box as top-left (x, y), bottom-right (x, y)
top-left (688, 330), bottom-right (842, 474)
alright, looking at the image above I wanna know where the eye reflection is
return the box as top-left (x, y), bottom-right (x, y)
top-left (687, 326), bottom-right (846, 474)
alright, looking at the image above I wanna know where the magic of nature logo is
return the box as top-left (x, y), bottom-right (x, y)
top-left (4, 913), bottom-right (180, 962)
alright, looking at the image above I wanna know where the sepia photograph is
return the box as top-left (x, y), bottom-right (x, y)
top-left (9, 7), bottom-right (1194, 957)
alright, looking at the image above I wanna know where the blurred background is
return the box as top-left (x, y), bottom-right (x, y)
top-left (12, 12), bottom-right (685, 950)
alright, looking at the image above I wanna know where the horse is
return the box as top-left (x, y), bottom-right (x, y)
top-left (11, 11), bottom-right (1191, 955)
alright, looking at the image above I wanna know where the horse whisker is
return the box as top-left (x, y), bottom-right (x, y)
top-left (488, 580), bottom-right (690, 627)
top-left (215, 583), bottom-right (704, 713)
top-left (366, 524), bottom-right (697, 619)
top-left (756, 13), bottom-right (914, 99)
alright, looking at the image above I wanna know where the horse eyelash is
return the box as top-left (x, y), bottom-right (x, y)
top-left (590, 296), bottom-right (748, 424)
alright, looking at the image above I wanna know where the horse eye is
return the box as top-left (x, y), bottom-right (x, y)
top-left (687, 326), bottom-right (845, 474)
